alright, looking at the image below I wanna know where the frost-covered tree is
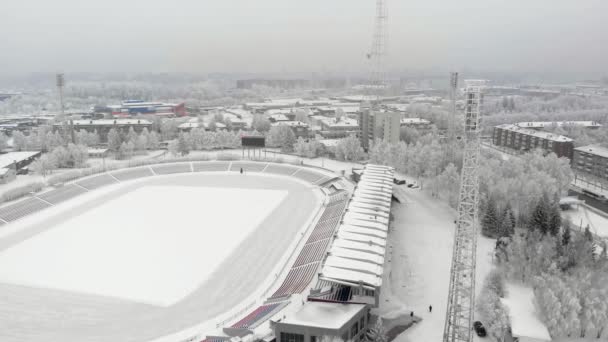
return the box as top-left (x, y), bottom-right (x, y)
top-left (177, 133), bottom-right (190, 156)
top-left (31, 153), bottom-right (57, 176)
top-left (530, 194), bottom-right (550, 234)
top-left (252, 114), bottom-right (271, 132)
top-left (12, 131), bottom-right (27, 151)
top-left (107, 128), bottom-right (122, 152)
top-left (268, 125), bottom-right (296, 152)
top-left (335, 135), bottom-right (364, 162)
top-left (365, 317), bottom-right (387, 342)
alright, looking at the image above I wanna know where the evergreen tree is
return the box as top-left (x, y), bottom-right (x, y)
top-left (562, 223), bottom-right (572, 246)
top-left (482, 196), bottom-right (500, 237)
top-left (548, 200), bottom-right (562, 236)
top-left (499, 204), bottom-right (516, 238)
top-left (530, 195), bottom-right (550, 234)
top-left (584, 225), bottom-right (593, 242)
top-left (177, 133), bottom-right (190, 156)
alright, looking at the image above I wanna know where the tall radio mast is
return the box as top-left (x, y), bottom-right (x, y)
top-left (368, 0), bottom-right (388, 103)
top-left (443, 87), bottom-right (483, 342)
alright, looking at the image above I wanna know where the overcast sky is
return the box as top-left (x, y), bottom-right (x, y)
top-left (1, 0), bottom-right (607, 74)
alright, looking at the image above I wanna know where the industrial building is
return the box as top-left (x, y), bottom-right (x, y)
top-left (313, 117), bottom-right (360, 139)
top-left (492, 124), bottom-right (574, 159)
top-left (358, 107), bottom-right (400, 150)
top-left (572, 145), bottom-right (608, 184)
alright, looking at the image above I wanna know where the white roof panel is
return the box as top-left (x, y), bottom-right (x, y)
top-left (347, 207), bottom-right (389, 219)
top-left (339, 225), bottom-right (388, 239)
top-left (342, 218), bottom-right (389, 231)
top-left (343, 212), bottom-right (389, 225)
top-left (332, 238), bottom-right (386, 255)
top-left (324, 255), bottom-right (384, 276)
top-left (337, 231), bottom-right (386, 247)
top-left (321, 265), bottom-right (382, 288)
top-left (329, 246), bottom-right (385, 265)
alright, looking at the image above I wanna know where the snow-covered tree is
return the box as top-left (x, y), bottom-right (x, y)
top-left (365, 317), bottom-right (387, 342)
top-left (12, 131), bottom-right (27, 151)
top-left (268, 125), bottom-right (296, 152)
top-left (107, 128), bottom-right (122, 152)
top-left (177, 133), bottom-right (190, 156)
top-left (482, 196), bottom-right (500, 237)
top-left (335, 135), bottom-right (364, 162)
top-left (252, 115), bottom-right (271, 132)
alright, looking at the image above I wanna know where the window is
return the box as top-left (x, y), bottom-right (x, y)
top-left (281, 333), bottom-right (304, 342)
top-left (342, 333), bottom-right (349, 342)
top-left (351, 322), bottom-right (359, 337)
top-left (360, 316), bottom-right (365, 330)
top-left (311, 336), bottom-right (317, 342)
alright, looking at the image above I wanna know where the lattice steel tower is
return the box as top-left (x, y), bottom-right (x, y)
top-left (443, 87), bottom-right (483, 342)
top-left (369, 0), bottom-right (388, 94)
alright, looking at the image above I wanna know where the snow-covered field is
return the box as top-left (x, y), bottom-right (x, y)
top-left (501, 282), bottom-right (552, 342)
top-left (0, 185), bottom-right (286, 307)
top-left (0, 172), bottom-right (321, 342)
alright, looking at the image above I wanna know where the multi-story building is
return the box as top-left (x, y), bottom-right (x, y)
top-left (314, 117), bottom-right (360, 139)
top-left (358, 108), bottom-right (400, 150)
top-left (492, 124), bottom-right (574, 159)
top-left (271, 121), bottom-right (310, 139)
top-left (54, 119), bottom-right (153, 142)
top-left (572, 145), bottom-right (608, 183)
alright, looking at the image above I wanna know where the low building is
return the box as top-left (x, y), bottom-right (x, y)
top-left (0, 151), bottom-right (42, 175)
top-left (272, 121), bottom-right (310, 138)
top-left (316, 117), bottom-right (360, 139)
top-left (492, 124), bottom-right (574, 159)
top-left (54, 119), bottom-right (153, 142)
top-left (572, 145), bottom-right (608, 183)
top-left (400, 118), bottom-right (431, 128)
top-left (501, 283), bottom-right (552, 342)
top-left (271, 301), bottom-right (370, 342)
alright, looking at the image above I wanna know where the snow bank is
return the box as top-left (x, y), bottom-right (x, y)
top-left (0, 185), bottom-right (287, 307)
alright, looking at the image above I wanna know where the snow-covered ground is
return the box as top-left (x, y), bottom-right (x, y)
top-left (378, 184), bottom-right (456, 342)
top-left (0, 185), bottom-right (286, 307)
top-left (563, 205), bottom-right (608, 237)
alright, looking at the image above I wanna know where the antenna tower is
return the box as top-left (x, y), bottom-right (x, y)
top-left (443, 87), bottom-right (483, 342)
top-left (56, 73), bottom-right (75, 144)
top-left (369, 0), bottom-right (388, 103)
top-left (447, 72), bottom-right (459, 162)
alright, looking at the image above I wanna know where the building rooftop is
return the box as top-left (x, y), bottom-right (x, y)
top-left (271, 121), bottom-right (309, 128)
top-left (400, 118), bottom-right (431, 125)
top-left (280, 301), bottom-right (366, 330)
top-left (0, 151), bottom-right (40, 169)
top-left (501, 283), bottom-right (551, 342)
top-left (67, 119), bottom-right (152, 126)
top-left (516, 121), bottom-right (602, 129)
top-left (496, 124), bottom-right (573, 142)
top-left (575, 145), bottom-right (608, 159)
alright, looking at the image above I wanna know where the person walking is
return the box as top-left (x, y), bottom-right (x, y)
top-left (429, 305), bottom-right (432, 313)
top-left (240, 167), bottom-right (243, 174)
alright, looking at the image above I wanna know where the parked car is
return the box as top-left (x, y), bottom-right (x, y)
top-left (473, 321), bottom-right (487, 337)
top-left (393, 178), bottom-right (406, 185)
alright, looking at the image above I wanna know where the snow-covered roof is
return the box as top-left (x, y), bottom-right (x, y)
top-left (69, 119), bottom-right (152, 126)
top-left (574, 145), bottom-right (608, 159)
top-left (0, 151), bottom-right (40, 169)
top-left (501, 283), bottom-right (552, 342)
top-left (400, 118), bottom-right (431, 125)
top-left (516, 121), bottom-right (602, 129)
top-left (271, 121), bottom-right (309, 128)
top-left (495, 124), bottom-right (573, 142)
top-left (280, 301), bottom-right (366, 330)
top-left (320, 164), bottom-right (393, 289)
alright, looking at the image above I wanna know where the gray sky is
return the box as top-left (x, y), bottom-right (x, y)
top-left (1, 0), bottom-right (607, 74)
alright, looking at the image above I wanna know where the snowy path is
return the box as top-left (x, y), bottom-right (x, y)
top-left (563, 205), bottom-right (608, 238)
top-left (379, 185), bottom-right (456, 342)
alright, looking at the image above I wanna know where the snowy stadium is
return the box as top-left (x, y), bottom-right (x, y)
top-left (0, 160), bottom-right (394, 342)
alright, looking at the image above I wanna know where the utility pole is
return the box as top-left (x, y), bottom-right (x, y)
top-left (443, 87), bottom-right (483, 342)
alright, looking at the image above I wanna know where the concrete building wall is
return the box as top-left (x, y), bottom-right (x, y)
top-left (492, 126), bottom-right (574, 159)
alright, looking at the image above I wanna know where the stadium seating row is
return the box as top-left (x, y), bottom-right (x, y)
top-left (293, 238), bottom-right (331, 267)
top-left (0, 197), bottom-right (51, 222)
top-left (229, 301), bottom-right (289, 329)
top-left (0, 161), bottom-right (332, 229)
top-left (271, 262), bottom-right (320, 298)
top-left (37, 184), bottom-right (88, 205)
top-left (75, 173), bottom-right (118, 190)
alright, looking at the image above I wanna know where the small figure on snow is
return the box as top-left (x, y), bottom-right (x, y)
top-left (410, 311), bottom-right (414, 318)
top-left (240, 167), bottom-right (243, 174)
top-left (429, 305), bottom-right (432, 313)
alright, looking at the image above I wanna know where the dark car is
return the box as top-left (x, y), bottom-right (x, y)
top-left (393, 178), bottom-right (406, 185)
top-left (473, 321), bottom-right (487, 337)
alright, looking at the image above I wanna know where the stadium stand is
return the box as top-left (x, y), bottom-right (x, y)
top-left (230, 162), bottom-right (268, 173)
top-left (151, 163), bottom-right (192, 175)
top-left (192, 161), bottom-right (230, 172)
top-left (306, 217), bottom-right (341, 243)
top-left (37, 184), bottom-right (88, 205)
top-left (110, 167), bottom-right (154, 181)
top-left (293, 239), bottom-right (331, 267)
top-left (271, 262), bottom-right (320, 298)
top-left (263, 164), bottom-right (299, 176)
top-left (75, 173), bottom-right (118, 190)
top-left (291, 168), bottom-right (326, 184)
top-left (0, 197), bottom-right (51, 222)
top-left (229, 302), bottom-right (289, 329)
